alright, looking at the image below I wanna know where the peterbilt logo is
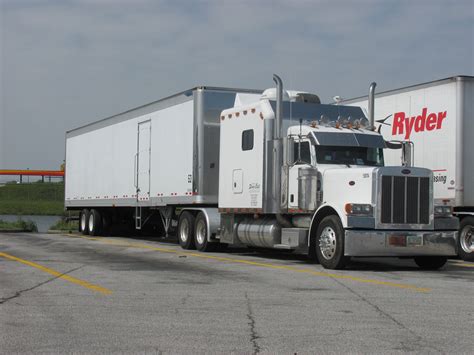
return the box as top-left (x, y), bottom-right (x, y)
top-left (376, 108), bottom-right (447, 140)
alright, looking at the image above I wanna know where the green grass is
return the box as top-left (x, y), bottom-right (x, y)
top-left (0, 219), bottom-right (38, 232)
top-left (49, 218), bottom-right (78, 231)
top-left (0, 182), bottom-right (65, 215)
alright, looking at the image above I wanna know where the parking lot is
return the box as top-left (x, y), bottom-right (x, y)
top-left (1, 232), bottom-right (473, 353)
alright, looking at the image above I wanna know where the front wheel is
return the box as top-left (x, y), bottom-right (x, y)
top-left (414, 256), bottom-right (447, 270)
top-left (316, 215), bottom-right (349, 270)
top-left (458, 217), bottom-right (474, 261)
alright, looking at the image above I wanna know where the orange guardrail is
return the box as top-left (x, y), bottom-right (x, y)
top-left (0, 170), bottom-right (64, 177)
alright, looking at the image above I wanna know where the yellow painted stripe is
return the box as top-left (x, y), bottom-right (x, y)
top-left (67, 234), bottom-right (430, 293)
top-left (0, 252), bottom-right (112, 295)
top-left (449, 262), bottom-right (474, 268)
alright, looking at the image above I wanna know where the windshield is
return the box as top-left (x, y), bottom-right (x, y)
top-left (316, 146), bottom-right (384, 167)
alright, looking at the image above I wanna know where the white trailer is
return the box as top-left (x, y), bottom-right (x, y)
top-left (65, 76), bottom-right (458, 269)
top-left (341, 76), bottom-right (473, 260)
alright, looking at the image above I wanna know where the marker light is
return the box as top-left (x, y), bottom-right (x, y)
top-left (345, 203), bottom-right (373, 216)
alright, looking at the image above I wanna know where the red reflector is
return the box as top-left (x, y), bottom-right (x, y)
top-left (388, 235), bottom-right (406, 247)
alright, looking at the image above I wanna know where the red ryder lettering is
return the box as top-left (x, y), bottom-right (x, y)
top-left (392, 108), bottom-right (447, 139)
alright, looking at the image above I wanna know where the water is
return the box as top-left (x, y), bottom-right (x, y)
top-left (0, 215), bottom-right (61, 233)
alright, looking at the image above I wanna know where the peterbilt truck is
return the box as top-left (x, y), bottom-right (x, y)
top-left (65, 75), bottom-right (458, 269)
top-left (342, 76), bottom-right (473, 261)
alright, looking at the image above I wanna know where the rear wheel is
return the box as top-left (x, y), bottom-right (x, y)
top-left (178, 211), bottom-right (196, 250)
top-left (316, 215), bottom-right (349, 270)
top-left (80, 209), bottom-right (90, 235)
top-left (458, 217), bottom-right (474, 261)
top-left (88, 209), bottom-right (103, 236)
top-left (194, 212), bottom-right (217, 252)
top-left (414, 256), bottom-right (447, 270)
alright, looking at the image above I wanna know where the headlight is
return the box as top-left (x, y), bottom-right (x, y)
top-left (434, 205), bottom-right (452, 217)
top-left (345, 203), bottom-right (373, 216)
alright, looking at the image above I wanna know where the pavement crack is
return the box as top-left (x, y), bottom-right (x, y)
top-left (245, 291), bottom-right (262, 354)
top-left (0, 265), bottom-right (84, 305)
top-left (175, 294), bottom-right (190, 315)
top-left (331, 277), bottom-right (442, 353)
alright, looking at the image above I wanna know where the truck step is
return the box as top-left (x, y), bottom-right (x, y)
top-left (273, 244), bottom-right (294, 250)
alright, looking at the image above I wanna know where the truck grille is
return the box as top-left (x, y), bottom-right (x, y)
top-left (381, 176), bottom-right (430, 225)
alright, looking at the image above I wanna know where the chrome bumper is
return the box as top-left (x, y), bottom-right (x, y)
top-left (344, 230), bottom-right (457, 257)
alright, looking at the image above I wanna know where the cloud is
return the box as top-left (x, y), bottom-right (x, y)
top-left (0, 0), bottom-right (473, 171)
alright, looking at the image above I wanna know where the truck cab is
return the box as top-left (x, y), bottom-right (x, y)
top-left (218, 76), bottom-right (458, 269)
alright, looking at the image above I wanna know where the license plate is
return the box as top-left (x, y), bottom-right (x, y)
top-left (407, 235), bottom-right (423, 247)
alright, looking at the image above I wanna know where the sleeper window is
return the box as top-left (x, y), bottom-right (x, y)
top-left (242, 129), bottom-right (254, 151)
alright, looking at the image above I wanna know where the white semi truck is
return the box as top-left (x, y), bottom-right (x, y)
top-left (65, 75), bottom-right (458, 269)
top-left (342, 76), bottom-right (473, 261)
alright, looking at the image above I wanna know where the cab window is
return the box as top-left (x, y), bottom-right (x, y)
top-left (293, 141), bottom-right (311, 165)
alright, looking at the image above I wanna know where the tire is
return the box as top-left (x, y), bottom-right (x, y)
top-left (194, 212), bottom-right (217, 252)
top-left (458, 217), bottom-right (474, 261)
top-left (315, 215), bottom-right (349, 270)
top-left (414, 256), bottom-right (447, 270)
top-left (88, 209), bottom-right (102, 236)
top-left (178, 211), bottom-right (196, 250)
top-left (80, 209), bottom-right (90, 235)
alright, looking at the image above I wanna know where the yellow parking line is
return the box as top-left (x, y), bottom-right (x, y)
top-left (0, 252), bottom-right (112, 295)
top-left (67, 234), bottom-right (430, 293)
top-left (449, 262), bottom-right (474, 268)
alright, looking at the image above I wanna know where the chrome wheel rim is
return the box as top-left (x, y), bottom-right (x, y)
top-left (88, 213), bottom-right (94, 232)
top-left (81, 213), bottom-right (87, 231)
top-left (319, 226), bottom-right (337, 260)
top-left (196, 220), bottom-right (206, 245)
top-left (460, 225), bottom-right (474, 254)
top-left (179, 219), bottom-right (189, 243)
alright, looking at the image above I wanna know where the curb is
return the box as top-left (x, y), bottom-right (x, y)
top-left (0, 229), bottom-right (32, 233)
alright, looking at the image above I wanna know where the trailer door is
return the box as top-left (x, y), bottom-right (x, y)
top-left (137, 120), bottom-right (151, 201)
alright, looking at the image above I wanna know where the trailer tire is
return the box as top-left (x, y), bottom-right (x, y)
top-left (194, 212), bottom-right (217, 252)
top-left (458, 217), bottom-right (474, 261)
top-left (88, 209), bottom-right (102, 236)
top-left (315, 215), bottom-right (349, 270)
top-left (80, 209), bottom-right (90, 235)
top-left (414, 256), bottom-right (447, 270)
top-left (178, 211), bottom-right (196, 250)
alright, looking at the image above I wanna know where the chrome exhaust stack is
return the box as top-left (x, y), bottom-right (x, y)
top-left (273, 74), bottom-right (283, 139)
top-left (368, 82), bottom-right (377, 130)
top-left (263, 74), bottom-right (284, 214)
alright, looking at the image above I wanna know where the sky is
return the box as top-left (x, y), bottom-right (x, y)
top-left (0, 0), bottom-right (473, 174)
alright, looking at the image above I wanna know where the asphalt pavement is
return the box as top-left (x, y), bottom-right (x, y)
top-left (0, 232), bottom-right (473, 354)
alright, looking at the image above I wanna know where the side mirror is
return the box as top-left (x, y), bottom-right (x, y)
top-left (401, 141), bottom-right (414, 167)
top-left (385, 140), bottom-right (414, 167)
top-left (283, 136), bottom-right (295, 165)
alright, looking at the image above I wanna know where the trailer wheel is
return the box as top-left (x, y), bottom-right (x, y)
top-left (178, 211), bottom-right (196, 250)
top-left (458, 217), bottom-right (474, 261)
top-left (88, 209), bottom-right (102, 236)
top-left (80, 209), bottom-right (90, 235)
top-left (194, 212), bottom-right (217, 252)
top-left (316, 215), bottom-right (349, 270)
top-left (414, 256), bottom-right (447, 270)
